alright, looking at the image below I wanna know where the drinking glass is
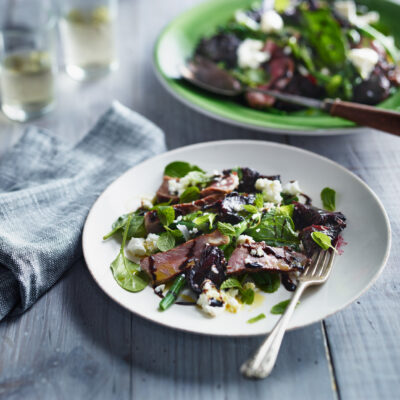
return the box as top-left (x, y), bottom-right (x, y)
top-left (0, 0), bottom-right (57, 122)
top-left (58, 0), bottom-right (118, 81)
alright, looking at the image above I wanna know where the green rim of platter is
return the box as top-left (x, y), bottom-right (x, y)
top-left (154, 0), bottom-right (400, 134)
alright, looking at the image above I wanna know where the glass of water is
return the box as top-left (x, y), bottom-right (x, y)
top-left (59, 0), bottom-right (118, 81)
top-left (0, 0), bottom-right (57, 122)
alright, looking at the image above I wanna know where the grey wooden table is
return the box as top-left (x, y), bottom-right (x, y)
top-left (0, 1), bottom-right (399, 399)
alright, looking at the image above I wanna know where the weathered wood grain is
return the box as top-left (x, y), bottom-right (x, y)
top-left (289, 132), bottom-right (400, 399)
top-left (0, 0), bottom-right (398, 399)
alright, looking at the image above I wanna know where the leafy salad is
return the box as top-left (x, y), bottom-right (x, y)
top-left (192, 0), bottom-right (400, 111)
top-left (104, 161), bottom-right (346, 320)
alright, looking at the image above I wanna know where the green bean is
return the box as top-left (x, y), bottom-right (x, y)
top-left (159, 274), bottom-right (186, 311)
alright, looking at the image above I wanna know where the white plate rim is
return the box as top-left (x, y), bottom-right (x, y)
top-left (82, 140), bottom-right (391, 337)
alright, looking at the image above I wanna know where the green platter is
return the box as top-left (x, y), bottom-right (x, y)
top-left (153, 0), bottom-right (400, 135)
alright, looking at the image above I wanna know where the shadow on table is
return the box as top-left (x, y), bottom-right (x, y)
top-left (63, 261), bottom-right (334, 397)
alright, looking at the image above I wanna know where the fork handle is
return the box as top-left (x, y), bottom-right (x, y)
top-left (241, 282), bottom-right (307, 379)
top-left (324, 99), bottom-right (400, 136)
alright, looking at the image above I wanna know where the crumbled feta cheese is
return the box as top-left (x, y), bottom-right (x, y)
top-left (126, 237), bottom-right (146, 262)
top-left (177, 224), bottom-right (190, 241)
top-left (321, 67), bottom-right (330, 76)
top-left (298, 65), bottom-right (309, 77)
top-left (211, 265), bottom-right (219, 274)
top-left (260, 10), bottom-right (284, 33)
top-left (126, 233), bottom-right (159, 262)
top-left (255, 178), bottom-right (282, 204)
top-left (237, 235), bottom-right (255, 245)
top-left (334, 1), bottom-right (379, 26)
top-left (348, 48), bottom-right (379, 79)
top-left (154, 284), bottom-right (165, 294)
top-left (141, 196), bottom-right (153, 209)
top-left (262, 202), bottom-right (276, 211)
top-left (174, 215), bottom-right (183, 223)
top-left (197, 280), bottom-right (225, 317)
top-left (232, 203), bottom-right (243, 212)
top-left (250, 249), bottom-right (257, 256)
top-left (224, 289), bottom-right (240, 313)
top-left (145, 233), bottom-right (159, 254)
top-left (252, 212), bottom-right (261, 220)
top-left (282, 180), bottom-right (302, 196)
top-left (256, 247), bottom-right (264, 257)
top-left (235, 10), bottom-right (259, 30)
top-left (168, 171), bottom-right (209, 196)
top-left (237, 39), bottom-right (270, 69)
top-left (283, 46), bottom-right (291, 55)
top-left (256, 228), bottom-right (260, 233)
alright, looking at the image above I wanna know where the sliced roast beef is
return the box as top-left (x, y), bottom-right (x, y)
top-left (186, 245), bottom-right (227, 294)
top-left (200, 171), bottom-right (239, 197)
top-left (144, 193), bottom-right (225, 234)
top-left (156, 176), bottom-right (179, 204)
top-left (292, 202), bottom-right (346, 231)
top-left (227, 242), bottom-right (309, 275)
top-left (141, 230), bottom-right (230, 285)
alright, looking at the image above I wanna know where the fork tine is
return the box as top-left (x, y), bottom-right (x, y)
top-left (321, 250), bottom-right (336, 278)
top-left (318, 251), bottom-right (331, 277)
top-left (310, 250), bottom-right (324, 276)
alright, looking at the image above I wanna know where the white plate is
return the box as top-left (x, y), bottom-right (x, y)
top-left (82, 140), bottom-right (391, 336)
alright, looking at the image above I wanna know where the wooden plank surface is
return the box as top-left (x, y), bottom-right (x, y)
top-left (0, 0), bottom-right (398, 399)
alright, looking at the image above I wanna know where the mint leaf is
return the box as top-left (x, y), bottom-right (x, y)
top-left (157, 231), bottom-right (176, 252)
top-left (321, 187), bottom-right (336, 211)
top-left (281, 193), bottom-right (299, 205)
top-left (243, 204), bottom-right (258, 214)
top-left (164, 161), bottom-right (204, 178)
top-left (179, 186), bottom-right (200, 203)
top-left (156, 206), bottom-right (175, 227)
top-left (193, 213), bottom-right (217, 229)
top-left (247, 313), bottom-right (266, 324)
top-left (252, 271), bottom-right (280, 293)
top-left (311, 231), bottom-right (335, 251)
top-left (278, 204), bottom-right (294, 218)
top-left (220, 277), bottom-right (242, 290)
top-left (271, 299), bottom-right (299, 314)
top-left (240, 288), bottom-right (255, 305)
top-left (255, 193), bottom-right (264, 209)
top-left (217, 221), bottom-right (236, 237)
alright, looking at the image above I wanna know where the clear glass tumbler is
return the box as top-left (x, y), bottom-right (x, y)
top-left (0, 0), bottom-right (57, 122)
top-left (58, 0), bottom-right (118, 81)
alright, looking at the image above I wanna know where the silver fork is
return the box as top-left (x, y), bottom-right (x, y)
top-left (241, 249), bottom-right (336, 379)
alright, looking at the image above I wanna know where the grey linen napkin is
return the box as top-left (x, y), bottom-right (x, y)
top-left (0, 102), bottom-right (166, 320)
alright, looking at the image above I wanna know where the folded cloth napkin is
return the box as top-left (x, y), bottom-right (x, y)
top-left (0, 102), bottom-right (166, 320)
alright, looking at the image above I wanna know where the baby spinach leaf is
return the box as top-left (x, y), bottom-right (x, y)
top-left (179, 186), bottom-right (200, 203)
top-left (110, 215), bottom-right (150, 292)
top-left (278, 204), bottom-right (294, 218)
top-left (255, 193), bottom-right (264, 209)
top-left (157, 231), bottom-right (176, 252)
top-left (252, 271), bottom-right (281, 293)
top-left (301, 8), bottom-right (347, 68)
top-left (271, 299), bottom-right (299, 315)
top-left (245, 209), bottom-right (299, 248)
top-left (311, 231), bottom-right (335, 251)
top-left (103, 213), bottom-right (145, 240)
top-left (220, 277), bottom-right (242, 290)
top-left (164, 161), bottom-right (204, 178)
top-left (247, 313), bottom-right (266, 324)
top-left (156, 206), bottom-right (175, 227)
top-left (321, 187), bottom-right (336, 211)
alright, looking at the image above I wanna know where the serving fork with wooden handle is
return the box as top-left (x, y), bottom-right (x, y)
top-left (240, 250), bottom-right (336, 379)
top-left (181, 57), bottom-right (400, 136)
